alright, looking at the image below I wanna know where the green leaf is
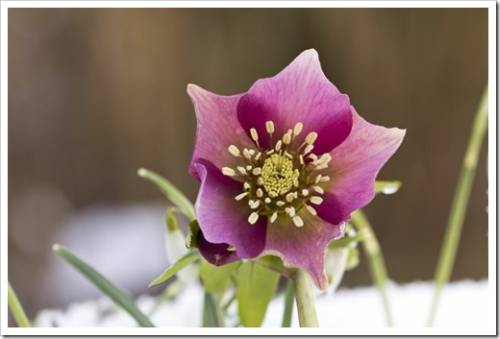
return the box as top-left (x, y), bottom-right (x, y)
top-left (149, 251), bottom-right (200, 287)
top-left (346, 246), bottom-right (360, 271)
top-left (199, 261), bottom-right (240, 294)
top-left (202, 292), bottom-right (225, 327)
top-left (165, 207), bottom-right (180, 232)
top-left (53, 244), bottom-right (154, 327)
top-left (138, 168), bottom-right (196, 220)
top-left (375, 180), bottom-right (402, 195)
top-left (8, 283), bottom-right (31, 327)
top-left (236, 261), bottom-right (280, 327)
top-left (186, 220), bottom-right (200, 249)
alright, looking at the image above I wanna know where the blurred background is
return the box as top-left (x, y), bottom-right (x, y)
top-left (8, 8), bottom-right (488, 319)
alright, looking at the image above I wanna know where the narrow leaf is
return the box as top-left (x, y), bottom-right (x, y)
top-left (236, 261), bottom-right (279, 327)
top-left (281, 280), bottom-right (294, 327)
top-left (149, 251), bottom-right (200, 287)
top-left (138, 168), bottom-right (196, 220)
top-left (8, 283), bottom-right (31, 327)
top-left (202, 292), bottom-right (225, 327)
top-left (52, 244), bottom-right (154, 327)
top-left (199, 261), bottom-right (240, 294)
top-left (375, 180), bottom-right (401, 195)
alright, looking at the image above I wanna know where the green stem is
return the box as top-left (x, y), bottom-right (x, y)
top-left (281, 280), bottom-right (294, 327)
top-left (427, 86), bottom-right (488, 327)
top-left (202, 292), bottom-right (225, 327)
top-left (8, 283), bottom-right (31, 327)
top-left (292, 269), bottom-right (319, 327)
top-left (351, 210), bottom-right (393, 327)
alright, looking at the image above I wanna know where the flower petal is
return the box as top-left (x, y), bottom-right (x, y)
top-left (237, 49), bottom-right (352, 153)
top-left (197, 230), bottom-right (240, 266)
top-left (193, 159), bottom-right (267, 259)
top-left (317, 107), bottom-right (406, 224)
top-left (263, 211), bottom-right (344, 290)
top-left (187, 84), bottom-right (254, 177)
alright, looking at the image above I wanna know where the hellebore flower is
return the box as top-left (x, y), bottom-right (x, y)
top-left (187, 49), bottom-right (405, 289)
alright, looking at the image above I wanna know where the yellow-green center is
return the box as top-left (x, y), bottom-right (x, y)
top-left (261, 154), bottom-right (299, 197)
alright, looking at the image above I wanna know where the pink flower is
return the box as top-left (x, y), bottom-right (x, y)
top-left (188, 49), bottom-right (405, 289)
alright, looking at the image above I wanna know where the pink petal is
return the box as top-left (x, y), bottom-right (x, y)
top-left (317, 107), bottom-right (406, 225)
top-left (187, 84), bottom-right (254, 177)
top-left (193, 159), bottom-right (267, 259)
top-left (263, 212), bottom-right (344, 290)
top-left (237, 49), bottom-right (352, 154)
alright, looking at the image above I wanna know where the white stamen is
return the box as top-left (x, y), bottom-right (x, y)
top-left (285, 207), bottom-right (296, 217)
top-left (270, 212), bottom-right (278, 223)
top-left (308, 154), bottom-right (318, 161)
top-left (315, 174), bottom-right (322, 184)
top-left (252, 167), bottom-right (262, 175)
top-left (303, 144), bottom-right (314, 155)
top-left (320, 175), bottom-right (331, 182)
top-left (243, 182), bottom-right (251, 190)
top-left (275, 140), bottom-right (282, 151)
top-left (248, 149), bottom-right (256, 155)
top-left (305, 132), bottom-right (318, 145)
top-left (293, 216), bottom-right (304, 227)
top-left (301, 189), bottom-right (310, 196)
top-left (228, 145), bottom-right (240, 157)
top-left (266, 121), bottom-right (275, 134)
top-left (305, 204), bottom-right (317, 216)
top-left (269, 191), bottom-right (278, 198)
top-left (312, 186), bottom-right (324, 194)
top-left (256, 188), bottom-right (264, 198)
top-left (237, 166), bottom-right (247, 175)
top-left (266, 149), bottom-right (275, 155)
top-left (293, 178), bottom-right (299, 187)
top-left (248, 212), bottom-right (259, 224)
top-left (299, 155), bottom-right (304, 165)
top-left (243, 148), bottom-right (252, 160)
top-left (315, 163), bottom-right (329, 170)
top-left (246, 165), bottom-right (252, 171)
top-left (309, 196), bottom-right (324, 205)
top-left (222, 167), bottom-right (236, 176)
top-left (276, 200), bottom-right (285, 207)
top-left (293, 122), bottom-right (303, 136)
top-left (265, 197), bottom-right (271, 204)
top-left (284, 151), bottom-right (293, 159)
top-left (285, 192), bottom-right (295, 203)
top-left (257, 177), bottom-right (264, 186)
top-left (255, 152), bottom-right (262, 161)
top-left (282, 129), bottom-right (292, 144)
top-left (249, 200), bottom-right (261, 209)
top-left (235, 192), bottom-right (249, 201)
top-left (250, 128), bottom-right (259, 144)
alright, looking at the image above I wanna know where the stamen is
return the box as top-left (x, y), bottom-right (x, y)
top-left (243, 148), bottom-right (252, 160)
top-left (235, 192), bottom-right (249, 201)
top-left (309, 196), bottom-right (324, 205)
top-left (303, 144), bottom-right (314, 155)
top-left (282, 129), bottom-right (293, 144)
top-left (305, 204), bottom-right (317, 216)
top-left (265, 197), bottom-right (271, 204)
top-left (315, 163), bottom-right (329, 170)
top-left (228, 145), bottom-right (241, 157)
top-left (266, 121), bottom-right (275, 134)
top-left (293, 215), bottom-right (304, 227)
top-left (246, 165), bottom-right (252, 171)
top-left (222, 167), bottom-right (236, 176)
top-left (255, 152), bottom-right (262, 161)
top-left (299, 155), bottom-right (304, 165)
top-left (276, 200), bottom-right (285, 207)
top-left (284, 151), bottom-right (293, 159)
top-left (243, 182), bottom-right (251, 190)
top-left (308, 154), bottom-right (318, 161)
top-left (250, 128), bottom-right (259, 145)
top-left (237, 166), bottom-right (247, 175)
top-left (293, 177), bottom-right (299, 187)
top-left (270, 212), bottom-right (278, 223)
top-left (293, 122), bottom-right (303, 136)
top-left (256, 188), bottom-right (264, 198)
top-left (315, 174), bottom-right (322, 184)
top-left (305, 132), bottom-right (318, 145)
top-left (275, 140), bottom-right (282, 151)
top-left (285, 192), bottom-right (295, 203)
top-left (249, 200), bottom-right (261, 209)
top-left (252, 167), bottom-right (262, 175)
top-left (248, 212), bottom-right (259, 224)
top-left (320, 175), bottom-right (331, 183)
top-left (301, 189), bottom-right (309, 196)
top-left (312, 186), bottom-right (324, 194)
top-left (285, 207), bottom-right (296, 217)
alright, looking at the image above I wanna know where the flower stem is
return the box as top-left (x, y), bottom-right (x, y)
top-left (427, 86), bottom-right (488, 327)
top-left (281, 280), bottom-right (294, 327)
top-left (8, 283), bottom-right (31, 327)
top-left (292, 269), bottom-right (319, 327)
top-left (351, 210), bottom-right (393, 327)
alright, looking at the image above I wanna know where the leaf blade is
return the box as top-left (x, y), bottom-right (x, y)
top-left (8, 283), bottom-right (31, 327)
top-left (149, 251), bottom-right (200, 287)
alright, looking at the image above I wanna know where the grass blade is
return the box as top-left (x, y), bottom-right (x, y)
top-left (149, 251), bottom-right (200, 287)
top-left (8, 283), bottom-right (31, 327)
top-left (427, 86), bottom-right (488, 326)
top-left (138, 168), bottom-right (196, 220)
top-left (374, 180), bottom-right (402, 195)
top-left (281, 280), bottom-right (294, 327)
top-left (53, 244), bottom-right (154, 327)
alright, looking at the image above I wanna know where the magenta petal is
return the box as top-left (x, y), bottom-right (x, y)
top-left (187, 84), bottom-right (254, 177)
top-left (237, 49), bottom-right (352, 153)
top-left (193, 159), bottom-right (267, 259)
top-left (263, 213), bottom-right (344, 290)
top-left (318, 107), bottom-right (406, 224)
top-left (197, 230), bottom-right (240, 266)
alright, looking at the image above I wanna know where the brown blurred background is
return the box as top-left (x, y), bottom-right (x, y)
top-left (8, 8), bottom-right (488, 318)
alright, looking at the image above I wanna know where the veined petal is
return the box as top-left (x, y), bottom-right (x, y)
top-left (193, 159), bottom-right (267, 260)
top-left (317, 107), bottom-right (406, 225)
top-left (237, 49), bottom-right (352, 153)
top-left (262, 211), bottom-right (344, 290)
top-left (187, 84), bottom-right (254, 177)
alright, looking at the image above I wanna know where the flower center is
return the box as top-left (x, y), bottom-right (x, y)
top-left (222, 121), bottom-right (331, 228)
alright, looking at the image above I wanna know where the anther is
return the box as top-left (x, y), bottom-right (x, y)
top-left (309, 196), bottom-right (324, 205)
top-left (320, 175), bottom-right (331, 182)
top-left (237, 166), bottom-right (247, 175)
top-left (293, 216), bottom-right (304, 227)
top-left (312, 186), bottom-right (324, 194)
top-left (285, 192), bottom-right (295, 203)
top-left (305, 132), bottom-right (318, 145)
top-left (301, 189), bottom-right (309, 196)
top-left (249, 200), bottom-right (261, 209)
top-left (282, 129), bottom-right (293, 144)
top-left (243, 182), bottom-right (251, 190)
top-left (246, 165), bottom-right (252, 171)
top-left (266, 121), bottom-right (275, 134)
top-left (276, 201), bottom-right (285, 207)
top-left (275, 140), bottom-right (282, 151)
top-left (256, 188), bottom-right (264, 198)
top-left (305, 204), bottom-right (317, 216)
top-left (293, 178), bottom-right (299, 187)
top-left (270, 212), bottom-right (278, 223)
top-left (303, 144), bottom-right (314, 155)
top-left (285, 207), bottom-right (296, 217)
top-left (252, 167), bottom-right (262, 175)
top-left (265, 197), bottom-right (271, 204)
top-left (243, 148), bottom-right (252, 160)
top-left (250, 128), bottom-right (259, 145)
top-left (228, 145), bottom-right (241, 157)
top-left (248, 212), bottom-right (259, 225)
top-left (255, 152), bottom-right (262, 161)
top-left (222, 167), bottom-right (236, 176)
top-left (235, 192), bottom-right (249, 201)
top-left (293, 122), bottom-right (303, 136)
